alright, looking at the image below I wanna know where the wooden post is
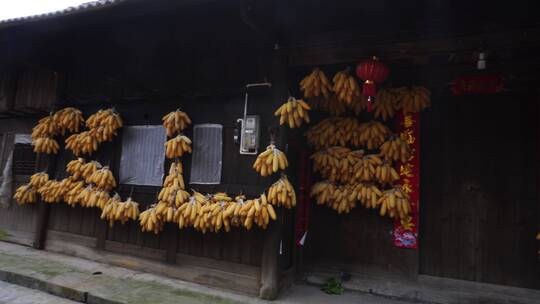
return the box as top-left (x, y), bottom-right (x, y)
top-left (95, 140), bottom-right (116, 250)
top-left (95, 220), bottom-right (107, 249)
top-left (165, 223), bottom-right (179, 264)
top-left (537, 91), bottom-right (540, 259)
top-left (259, 44), bottom-right (288, 300)
top-left (33, 153), bottom-right (57, 249)
top-left (260, 209), bottom-right (284, 300)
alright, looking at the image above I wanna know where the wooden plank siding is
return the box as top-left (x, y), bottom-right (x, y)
top-left (4, 0), bottom-right (537, 293)
top-left (0, 3), bottom-right (279, 269)
top-left (291, 54), bottom-right (539, 289)
top-left (29, 2), bottom-right (285, 271)
top-left (0, 120), bottom-right (36, 246)
top-left (41, 96), bottom-right (279, 268)
top-left (420, 91), bottom-right (539, 289)
top-left (0, 199), bottom-right (38, 246)
top-left (290, 62), bottom-right (419, 278)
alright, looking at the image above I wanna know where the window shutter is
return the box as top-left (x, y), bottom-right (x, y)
top-left (119, 125), bottom-right (166, 186)
top-left (190, 124), bottom-right (222, 185)
top-left (0, 133), bottom-right (13, 181)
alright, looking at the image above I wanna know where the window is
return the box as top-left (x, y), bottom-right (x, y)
top-left (190, 124), bottom-right (222, 185)
top-left (0, 133), bottom-right (14, 176)
top-left (0, 133), bottom-right (27, 207)
top-left (11, 134), bottom-right (33, 176)
top-left (119, 125), bottom-right (166, 186)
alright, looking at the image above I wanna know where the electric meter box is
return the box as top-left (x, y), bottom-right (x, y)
top-left (239, 115), bottom-right (260, 155)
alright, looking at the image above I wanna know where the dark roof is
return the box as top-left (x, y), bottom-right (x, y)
top-left (0, 0), bottom-right (124, 26)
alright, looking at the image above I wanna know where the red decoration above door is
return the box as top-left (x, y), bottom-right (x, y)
top-left (451, 74), bottom-right (504, 95)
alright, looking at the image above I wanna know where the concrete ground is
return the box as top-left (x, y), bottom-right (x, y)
top-left (0, 241), bottom-right (415, 304)
top-left (280, 284), bottom-right (415, 304)
top-left (0, 281), bottom-right (78, 304)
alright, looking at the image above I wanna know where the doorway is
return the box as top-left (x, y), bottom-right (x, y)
top-left (420, 92), bottom-right (539, 289)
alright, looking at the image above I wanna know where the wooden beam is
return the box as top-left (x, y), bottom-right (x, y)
top-left (259, 45), bottom-right (288, 300)
top-left (287, 26), bottom-right (540, 67)
top-left (32, 153), bottom-right (57, 249)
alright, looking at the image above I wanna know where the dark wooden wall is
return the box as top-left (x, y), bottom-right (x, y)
top-left (0, 120), bottom-right (38, 245)
top-left (291, 56), bottom-right (540, 286)
top-left (420, 90), bottom-right (539, 289)
top-left (304, 205), bottom-right (417, 276)
top-left (286, 64), bottom-right (418, 277)
top-left (41, 98), bottom-right (280, 268)
top-left (4, 1), bottom-right (292, 271)
top-left (0, 185), bottom-right (38, 246)
top-left (2, 0), bottom-right (540, 291)
top-left (85, 92), bottom-right (274, 266)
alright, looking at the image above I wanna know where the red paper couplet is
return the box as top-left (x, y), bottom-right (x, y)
top-left (393, 112), bottom-right (420, 249)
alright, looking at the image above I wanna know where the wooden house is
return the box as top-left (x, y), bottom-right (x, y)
top-left (0, 0), bottom-right (538, 301)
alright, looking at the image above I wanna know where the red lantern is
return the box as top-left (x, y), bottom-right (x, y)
top-left (356, 56), bottom-right (390, 111)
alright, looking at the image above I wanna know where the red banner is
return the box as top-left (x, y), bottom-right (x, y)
top-left (295, 150), bottom-right (311, 246)
top-left (393, 112), bottom-right (420, 248)
top-left (451, 74), bottom-right (503, 95)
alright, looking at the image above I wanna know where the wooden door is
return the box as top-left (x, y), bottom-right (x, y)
top-left (420, 92), bottom-right (539, 289)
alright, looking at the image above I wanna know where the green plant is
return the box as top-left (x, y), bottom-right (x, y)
top-left (321, 277), bottom-right (344, 295)
top-left (0, 229), bottom-right (9, 240)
